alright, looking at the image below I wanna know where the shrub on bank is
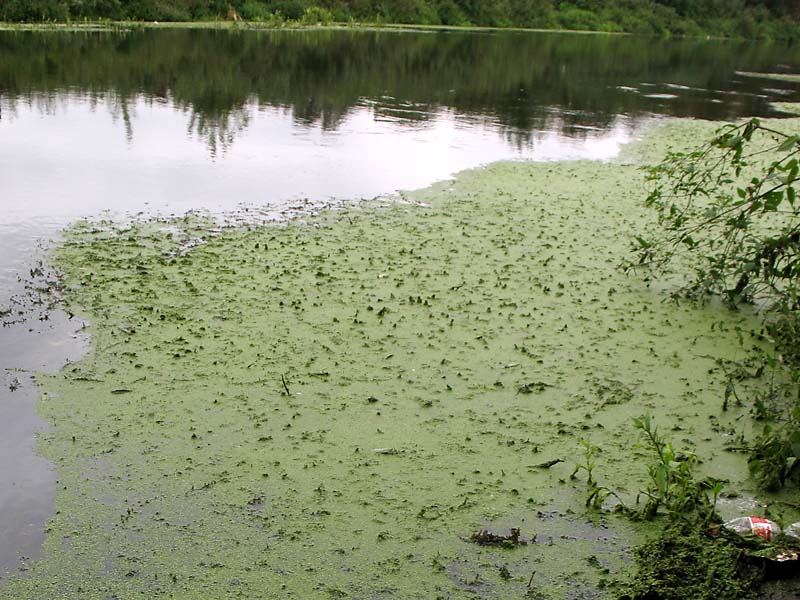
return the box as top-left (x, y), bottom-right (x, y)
top-left (1, 0), bottom-right (799, 41)
top-left (301, 5), bottom-right (332, 24)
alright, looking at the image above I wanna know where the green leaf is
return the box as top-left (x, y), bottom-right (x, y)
top-left (723, 135), bottom-right (742, 149)
top-left (788, 161), bottom-right (799, 184)
top-left (777, 135), bottom-right (800, 153)
top-left (654, 466), bottom-right (667, 494)
top-left (763, 192), bottom-right (783, 212)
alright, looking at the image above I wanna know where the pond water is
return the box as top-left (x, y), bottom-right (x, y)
top-left (0, 26), bottom-right (799, 577)
top-left (2, 28), bottom-right (800, 241)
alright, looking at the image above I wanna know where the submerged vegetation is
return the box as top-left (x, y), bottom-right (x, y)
top-left (1, 0), bottom-right (800, 40)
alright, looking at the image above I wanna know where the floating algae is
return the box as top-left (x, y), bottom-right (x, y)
top-left (736, 71), bottom-right (800, 83)
top-left (3, 117), bottom-right (800, 599)
top-left (771, 102), bottom-right (800, 116)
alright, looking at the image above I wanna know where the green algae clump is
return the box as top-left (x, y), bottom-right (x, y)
top-left (620, 521), bottom-right (762, 600)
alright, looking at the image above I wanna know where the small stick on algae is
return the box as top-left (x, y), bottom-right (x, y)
top-left (281, 374), bottom-right (291, 396)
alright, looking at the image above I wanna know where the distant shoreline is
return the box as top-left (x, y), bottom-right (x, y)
top-left (0, 20), bottom-right (635, 35)
top-left (0, 20), bottom-right (782, 42)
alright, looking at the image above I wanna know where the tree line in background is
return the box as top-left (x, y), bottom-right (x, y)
top-left (1, 0), bottom-right (799, 39)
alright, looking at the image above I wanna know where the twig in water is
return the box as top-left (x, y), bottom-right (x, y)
top-left (527, 571), bottom-right (536, 588)
top-left (281, 374), bottom-right (291, 396)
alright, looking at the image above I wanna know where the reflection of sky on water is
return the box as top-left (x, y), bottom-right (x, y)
top-left (0, 94), bottom-right (634, 229)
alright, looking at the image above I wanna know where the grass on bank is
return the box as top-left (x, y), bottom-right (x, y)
top-left (1, 1), bottom-right (799, 40)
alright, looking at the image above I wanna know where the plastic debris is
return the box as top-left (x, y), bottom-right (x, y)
top-left (784, 522), bottom-right (800, 542)
top-left (723, 516), bottom-right (781, 541)
top-left (725, 518), bottom-right (800, 579)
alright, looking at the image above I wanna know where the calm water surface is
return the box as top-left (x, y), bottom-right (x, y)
top-left (0, 26), bottom-right (799, 574)
top-left (2, 29), bottom-right (800, 266)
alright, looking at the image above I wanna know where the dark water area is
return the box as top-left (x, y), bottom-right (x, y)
top-left (0, 26), bottom-right (799, 576)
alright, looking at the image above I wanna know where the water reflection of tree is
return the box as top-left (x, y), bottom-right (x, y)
top-left (0, 92), bottom-right (67, 120)
top-left (185, 103), bottom-right (251, 157)
top-left (0, 28), bottom-right (798, 153)
top-left (105, 92), bottom-right (135, 143)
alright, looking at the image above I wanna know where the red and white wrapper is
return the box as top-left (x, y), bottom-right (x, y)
top-left (724, 516), bottom-right (781, 541)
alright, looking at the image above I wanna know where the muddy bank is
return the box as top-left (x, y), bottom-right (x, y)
top-left (2, 117), bottom-right (799, 598)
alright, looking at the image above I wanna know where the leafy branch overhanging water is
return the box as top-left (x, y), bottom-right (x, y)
top-left (626, 117), bottom-right (800, 492)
